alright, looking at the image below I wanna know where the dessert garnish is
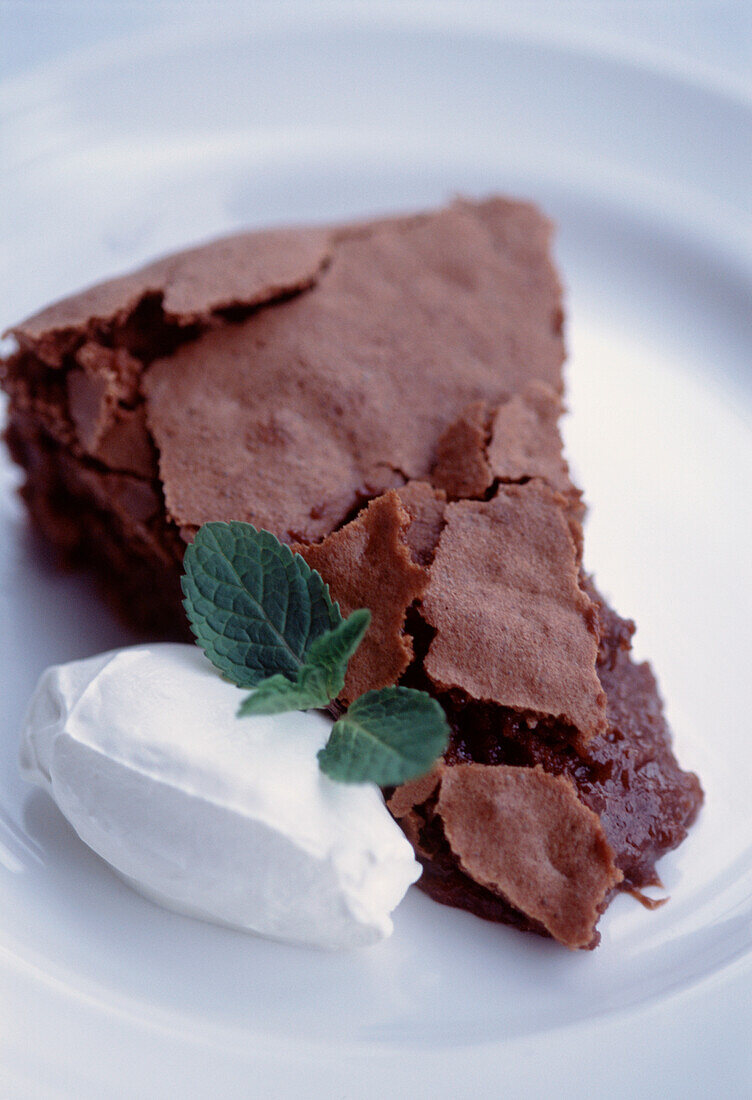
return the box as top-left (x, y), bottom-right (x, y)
top-left (16, 521), bottom-right (449, 948)
top-left (182, 521), bottom-right (450, 785)
top-left (19, 645), bottom-right (421, 947)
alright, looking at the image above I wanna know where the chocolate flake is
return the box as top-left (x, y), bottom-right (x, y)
top-left (488, 381), bottom-right (574, 494)
top-left (431, 401), bottom-right (493, 499)
top-left (422, 482), bottom-right (606, 744)
top-left (395, 481), bottom-right (447, 565)
top-left (9, 227), bottom-right (332, 344)
top-left (387, 765), bottom-right (443, 819)
top-left (295, 491), bottom-right (428, 702)
top-left (438, 764), bottom-right (623, 949)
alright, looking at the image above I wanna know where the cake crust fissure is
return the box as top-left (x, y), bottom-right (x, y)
top-left (421, 483), bottom-right (606, 747)
top-left (1, 197), bottom-right (702, 948)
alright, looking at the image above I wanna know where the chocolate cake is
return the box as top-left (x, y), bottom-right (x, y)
top-left (1, 197), bottom-right (702, 948)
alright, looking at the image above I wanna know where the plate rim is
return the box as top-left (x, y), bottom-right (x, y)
top-left (2, 6), bottom-right (751, 1095)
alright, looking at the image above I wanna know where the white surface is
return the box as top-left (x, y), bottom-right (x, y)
top-left (1, 5), bottom-right (751, 1097)
top-left (20, 644), bottom-right (419, 949)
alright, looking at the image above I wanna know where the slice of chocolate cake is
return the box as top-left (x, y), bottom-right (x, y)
top-left (1, 197), bottom-right (702, 948)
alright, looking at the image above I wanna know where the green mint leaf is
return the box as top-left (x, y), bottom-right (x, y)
top-left (182, 521), bottom-right (340, 688)
top-left (317, 686), bottom-right (449, 786)
top-left (237, 609), bottom-right (371, 716)
top-left (304, 607), bottom-right (371, 697)
top-left (237, 673), bottom-right (329, 716)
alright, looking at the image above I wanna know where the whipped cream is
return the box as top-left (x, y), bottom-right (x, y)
top-left (20, 644), bottom-right (420, 948)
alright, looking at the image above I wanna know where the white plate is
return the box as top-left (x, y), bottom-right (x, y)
top-left (1, 6), bottom-right (751, 1097)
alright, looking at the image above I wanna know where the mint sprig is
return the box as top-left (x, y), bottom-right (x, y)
top-left (182, 522), bottom-right (449, 785)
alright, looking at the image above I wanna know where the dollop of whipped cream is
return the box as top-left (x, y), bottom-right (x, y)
top-left (20, 644), bottom-right (420, 948)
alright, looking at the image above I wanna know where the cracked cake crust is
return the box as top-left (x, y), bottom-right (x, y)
top-left (1, 196), bottom-right (702, 949)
